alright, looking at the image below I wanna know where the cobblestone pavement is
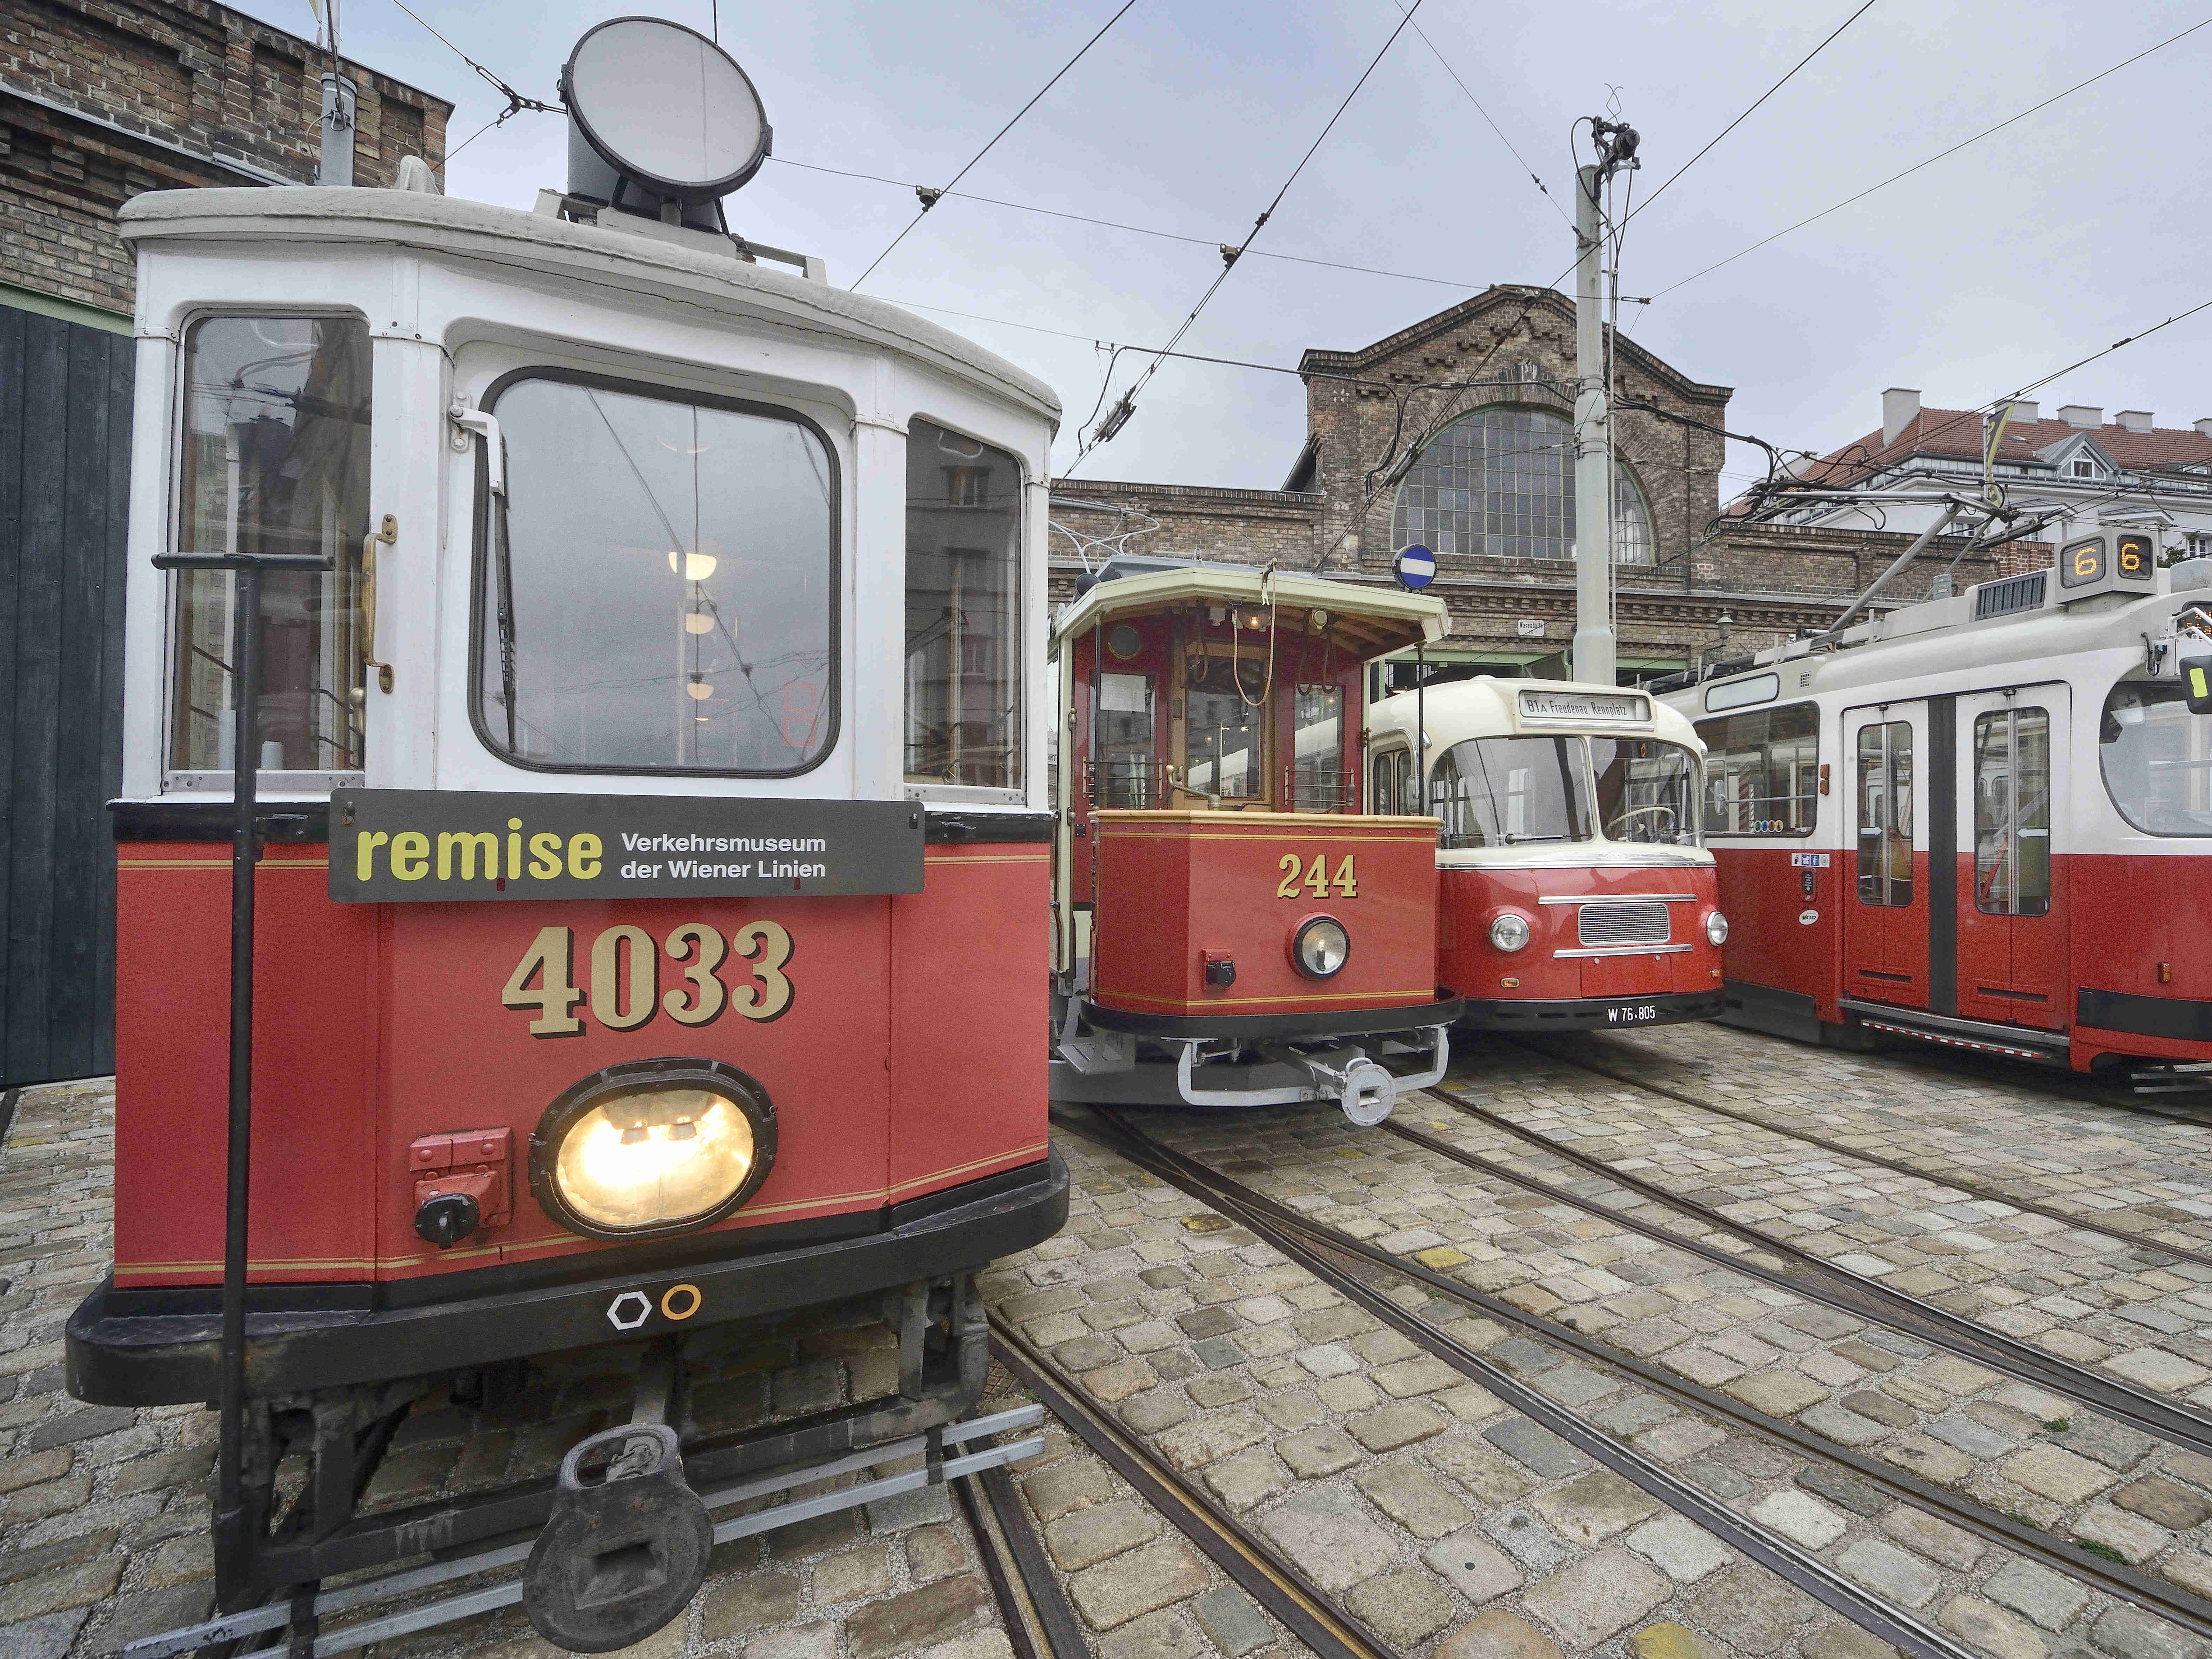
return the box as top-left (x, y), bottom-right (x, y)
top-left (19, 1022), bottom-right (2212, 1659)
top-left (1578, 1025), bottom-right (2212, 1251)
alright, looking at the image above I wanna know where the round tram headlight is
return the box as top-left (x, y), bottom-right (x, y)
top-left (531, 1060), bottom-right (775, 1241)
top-left (1292, 916), bottom-right (1351, 979)
top-left (1488, 912), bottom-right (1533, 953)
top-left (1705, 911), bottom-right (1730, 947)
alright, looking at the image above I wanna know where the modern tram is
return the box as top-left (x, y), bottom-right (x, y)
top-left (1367, 677), bottom-right (1726, 1031)
top-left (1661, 533), bottom-right (2212, 1082)
top-left (1047, 557), bottom-right (1463, 1124)
top-left (67, 21), bottom-right (1066, 1652)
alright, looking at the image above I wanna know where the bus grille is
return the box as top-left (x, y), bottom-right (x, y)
top-left (1578, 902), bottom-right (1670, 947)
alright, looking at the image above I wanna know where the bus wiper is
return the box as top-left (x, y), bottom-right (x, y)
top-left (1503, 832), bottom-right (1568, 844)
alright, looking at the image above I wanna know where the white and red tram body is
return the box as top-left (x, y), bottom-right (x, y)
top-left (1662, 548), bottom-right (2212, 1075)
top-left (1367, 677), bottom-right (1726, 1032)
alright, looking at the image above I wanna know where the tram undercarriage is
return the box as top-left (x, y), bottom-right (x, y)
top-left (1050, 992), bottom-right (1455, 1124)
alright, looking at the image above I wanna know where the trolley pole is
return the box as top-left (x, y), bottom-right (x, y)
top-left (1571, 160), bottom-right (1615, 688)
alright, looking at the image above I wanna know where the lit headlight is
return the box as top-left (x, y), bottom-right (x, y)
top-left (1293, 916), bottom-right (1351, 978)
top-left (1489, 913), bottom-right (1532, 953)
top-left (1705, 911), bottom-right (1730, 946)
top-left (531, 1060), bottom-right (775, 1240)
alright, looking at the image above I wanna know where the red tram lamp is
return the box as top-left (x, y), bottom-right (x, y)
top-left (74, 16), bottom-right (1064, 1655)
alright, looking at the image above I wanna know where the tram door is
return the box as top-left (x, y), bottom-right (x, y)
top-left (1953, 686), bottom-right (2070, 1030)
top-left (1843, 703), bottom-right (1929, 1008)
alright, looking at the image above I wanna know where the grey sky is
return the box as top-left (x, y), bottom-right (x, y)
top-left (311, 0), bottom-right (2211, 499)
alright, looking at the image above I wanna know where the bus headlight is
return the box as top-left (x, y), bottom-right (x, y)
top-left (1705, 911), bottom-right (1730, 946)
top-left (1489, 913), bottom-right (1532, 953)
top-left (1292, 916), bottom-right (1351, 978)
top-left (531, 1060), bottom-right (775, 1240)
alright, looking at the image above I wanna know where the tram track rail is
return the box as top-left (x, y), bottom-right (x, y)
top-left (1412, 1080), bottom-right (2212, 1463)
top-left (987, 1321), bottom-right (1392, 1659)
top-left (957, 1454), bottom-right (1091, 1659)
top-left (1048, 1104), bottom-right (2212, 1652)
top-left (1517, 1038), bottom-right (2212, 1272)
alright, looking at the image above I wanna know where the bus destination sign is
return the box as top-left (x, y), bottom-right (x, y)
top-left (1517, 689), bottom-right (1652, 725)
top-left (328, 789), bottom-right (924, 904)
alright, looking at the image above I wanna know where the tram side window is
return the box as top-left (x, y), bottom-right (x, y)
top-left (1856, 722), bottom-right (1914, 906)
top-left (1590, 738), bottom-right (1700, 845)
top-left (1186, 657), bottom-right (1265, 801)
top-left (2101, 681), bottom-right (2212, 836)
top-left (1973, 708), bottom-right (2051, 916)
top-left (1094, 672), bottom-right (1155, 806)
top-left (169, 315), bottom-right (371, 775)
top-left (1695, 703), bottom-right (1818, 836)
top-left (479, 374), bottom-right (835, 774)
top-left (1430, 736), bottom-right (1591, 848)
top-left (906, 420), bottom-right (1021, 792)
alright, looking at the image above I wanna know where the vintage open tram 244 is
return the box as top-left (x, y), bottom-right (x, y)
top-left (1366, 677), bottom-right (1726, 1033)
top-left (1663, 536), bottom-right (2212, 1086)
top-left (1047, 558), bottom-right (1463, 1125)
top-left (64, 28), bottom-right (1073, 1649)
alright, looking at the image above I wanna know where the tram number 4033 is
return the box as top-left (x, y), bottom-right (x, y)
top-left (1275, 853), bottom-right (1359, 900)
top-left (500, 921), bottom-right (795, 1037)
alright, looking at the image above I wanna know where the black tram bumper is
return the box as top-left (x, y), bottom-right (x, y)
top-left (68, 1152), bottom-right (1068, 1407)
top-left (1079, 994), bottom-right (1465, 1042)
top-left (1458, 991), bottom-right (1723, 1033)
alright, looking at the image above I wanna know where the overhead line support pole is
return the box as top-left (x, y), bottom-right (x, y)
top-left (1572, 162), bottom-right (1615, 686)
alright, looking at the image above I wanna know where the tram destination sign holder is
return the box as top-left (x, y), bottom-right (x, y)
top-left (329, 790), bottom-right (924, 902)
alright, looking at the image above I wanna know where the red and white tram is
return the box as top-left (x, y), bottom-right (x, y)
top-left (1048, 558), bottom-right (1462, 1124)
top-left (1366, 677), bottom-right (1726, 1031)
top-left (67, 24), bottom-right (1065, 1648)
top-left (1661, 535), bottom-right (2212, 1080)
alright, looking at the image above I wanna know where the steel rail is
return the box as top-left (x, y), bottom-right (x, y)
top-left (989, 1322), bottom-right (1392, 1659)
top-left (1518, 1040), bottom-right (2212, 1270)
top-left (1060, 1108), bottom-right (1978, 1659)
top-left (958, 1447), bottom-right (1092, 1659)
top-left (1415, 1084), bottom-right (2212, 1461)
top-left (1051, 1105), bottom-right (2212, 1645)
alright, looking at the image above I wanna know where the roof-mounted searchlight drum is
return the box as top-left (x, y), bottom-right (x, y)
top-left (561, 16), bottom-right (771, 228)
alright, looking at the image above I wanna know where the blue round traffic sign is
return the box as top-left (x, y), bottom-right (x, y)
top-left (1394, 545), bottom-right (1436, 590)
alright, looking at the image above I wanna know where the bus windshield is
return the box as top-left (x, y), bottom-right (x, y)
top-left (1430, 737), bottom-right (1591, 847)
top-left (1590, 738), bottom-right (1701, 845)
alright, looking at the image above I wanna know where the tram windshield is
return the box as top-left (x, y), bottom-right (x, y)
top-left (479, 375), bottom-right (835, 774)
top-left (168, 315), bottom-right (371, 776)
top-left (1590, 738), bottom-right (1700, 844)
top-left (2101, 680), bottom-right (2212, 836)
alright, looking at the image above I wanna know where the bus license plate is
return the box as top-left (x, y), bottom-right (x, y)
top-left (1606, 1003), bottom-right (1659, 1025)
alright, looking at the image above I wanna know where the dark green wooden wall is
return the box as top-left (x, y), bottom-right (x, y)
top-left (0, 300), bottom-right (133, 1087)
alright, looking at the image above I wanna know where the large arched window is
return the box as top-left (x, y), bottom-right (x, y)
top-left (1390, 406), bottom-right (1652, 564)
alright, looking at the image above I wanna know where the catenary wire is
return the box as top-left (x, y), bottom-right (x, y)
top-left (1391, 1), bottom-right (1566, 222)
top-left (851, 0), bottom-right (1141, 291)
top-left (766, 158), bottom-right (1502, 293)
top-left (1627, 0), bottom-right (1880, 222)
top-left (1650, 14), bottom-right (2212, 297)
top-left (1066, 0), bottom-right (1429, 471)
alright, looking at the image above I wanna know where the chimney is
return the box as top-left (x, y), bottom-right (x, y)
top-left (2059, 404), bottom-right (2103, 429)
top-left (2196, 418), bottom-right (2212, 439)
top-left (2117, 409), bottom-right (2153, 433)
top-left (2006, 400), bottom-right (2039, 422)
top-left (1881, 387), bottom-right (1921, 447)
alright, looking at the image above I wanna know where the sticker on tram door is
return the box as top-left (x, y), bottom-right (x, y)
top-left (2184, 649), bottom-right (2212, 716)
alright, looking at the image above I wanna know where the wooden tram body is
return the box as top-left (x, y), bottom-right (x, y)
top-left (1047, 560), bottom-right (1461, 1124)
top-left (67, 178), bottom-right (1066, 1640)
top-left (1659, 543), bottom-right (2212, 1080)
top-left (1366, 678), bottom-right (1725, 1032)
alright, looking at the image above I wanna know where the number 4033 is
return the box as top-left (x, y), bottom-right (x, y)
top-left (501, 921), bottom-right (794, 1037)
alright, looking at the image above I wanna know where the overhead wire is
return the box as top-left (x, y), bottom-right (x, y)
top-left (1390, 2), bottom-right (1566, 222)
top-left (1648, 14), bottom-right (2212, 298)
top-left (850, 0), bottom-right (1141, 291)
top-left (1067, 0), bottom-right (1430, 472)
top-left (766, 158), bottom-right (1504, 293)
top-left (1627, 0), bottom-right (1880, 222)
top-left (381, 0), bottom-right (555, 170)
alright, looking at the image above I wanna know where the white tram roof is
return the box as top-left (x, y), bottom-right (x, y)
top-left (1675, 559), bottom-right (2212, 715)
top-left (116, 187), bottom-right (1059, 424)
top-left (1050, 562), bottom-right (1448, 661)
top-left (1370, 677), bottom-right (1704, 755)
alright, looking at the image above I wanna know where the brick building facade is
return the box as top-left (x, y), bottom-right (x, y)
top-left (1051, 286), bottom-right (2019, 684)
top-left (1, 0), bottom-right (451, 320)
